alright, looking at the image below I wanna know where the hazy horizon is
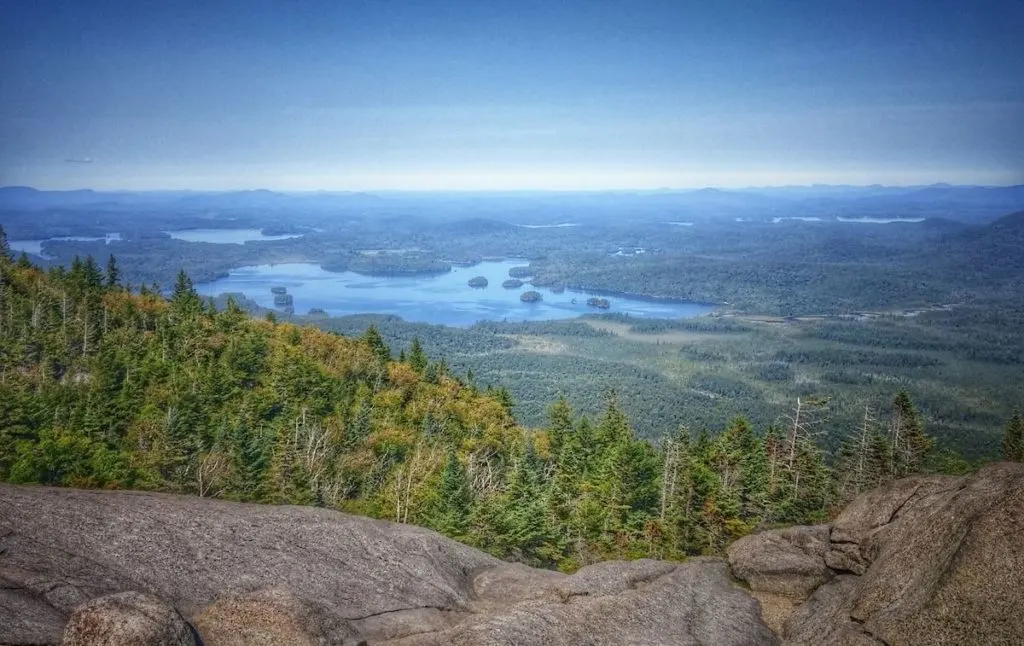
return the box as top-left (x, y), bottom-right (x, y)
top-left (2, 0), bottom-right (1022, 190)
top-left (3, 180), bottom-right (1023, 195)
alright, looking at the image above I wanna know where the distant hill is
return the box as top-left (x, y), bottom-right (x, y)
top-left (939, 209), bottom-right (1024, 283)
top-left (0, 186), bottom-right (384, 211)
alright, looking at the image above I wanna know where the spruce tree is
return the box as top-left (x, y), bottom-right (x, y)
top-left (429, 448), bottom-right (472, 538)
top-left (105, 254), bottom-right (120, 288)
top-left (547, 396), bottom-right (574, 460)
top-left (0, 224), bottom-right (10, 261)
top-left (360, 325), bottom-right (391, 363)
top-left (890, 390), bottom-right (933, 477)
top-left (408, 337), bottom-right (428, 373)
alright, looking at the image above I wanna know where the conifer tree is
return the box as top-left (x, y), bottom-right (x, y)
top-left (890, 390), bottom-right (933, 477)
top-left (547, 396), bottom-right (573, 460)
top-left (500, 437), bottom-right (556, 565)
top-left (429, 447), bottom-right (472, 538)
top-left (105, 254), bottom-right (120, 288)
top-left (0, 224), bottom-right (10, 261)
top-left (361, 325), bottom-right (391, 363)
top-left (171, 269), bottom-right (202, 314)
top-left (408, 337), bottom-right (428, 373)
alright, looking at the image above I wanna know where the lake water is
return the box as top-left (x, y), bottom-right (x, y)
top-left (196, 259), bottom-right (714, 327)
top-left (164, 229), bottom-right (304, 243)
top-left (9, 233), bottom-right (122, 259)
top-left (836, 217), bottom-right (925, 224)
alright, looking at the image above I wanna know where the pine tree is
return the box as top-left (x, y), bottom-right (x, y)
top-left (1004, 410), bottom-right (1024, 462)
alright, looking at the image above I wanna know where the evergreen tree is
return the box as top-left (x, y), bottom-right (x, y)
top-left (890, 390), bottom-right (933, 477)
top-left (171, 269), bottom-right (202, 314)
top-left (0, 224), bottom-right (10, 261)
top-left (429, 448), bottom-right (472, 538)
top-left (408, 337), bottom-right (428, 373)
top-left (547, 396), bottom-right (574, 460)
top-left (595, 390), bottom-right (631, 450)
top-left (498, 437), bottom-right (557, 565)
top-left (361, 325), bottom-right (391, 363)
top-left (105, 254), bottom-right (121, 288)
top-left (1004, 410), bottom-right (1024, 462)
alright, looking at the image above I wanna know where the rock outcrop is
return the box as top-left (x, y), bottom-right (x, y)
top-left (3, 462), bottom-right (1021, 645)
top-left (59, 592), bottom-right (197, 646)
top-left (0, 484), bottom-right (774, 645)
top-left (729, 462), bottom-right (1024, 645)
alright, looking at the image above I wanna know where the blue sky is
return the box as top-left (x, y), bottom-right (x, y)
top-left (1, 0), bottom-right (1022, 190)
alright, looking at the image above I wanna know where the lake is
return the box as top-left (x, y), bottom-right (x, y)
top-left (9, 233), bottom-right (122, 259)
top-left (196, 259), bottom-right (714, 327)
top-left (164, 229), bottom-right (304, 243)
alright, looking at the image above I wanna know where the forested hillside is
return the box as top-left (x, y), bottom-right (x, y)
top-left (0, 234), bottom-right (1014, 571)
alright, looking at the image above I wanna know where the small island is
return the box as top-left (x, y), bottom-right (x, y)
top-left (270, 286), bottom-right (288, 295)
top-left (520, 290), bottom-right (542, 303)
top-left (273, 293), bottom-right (294, 307)
top-left (587, 297), bottom-right (610, 309)
top-left (468, 276), bottom-right (489, 288)
top-left (502, 279), bottom-right (524, 289)
top-left (508, 266), bottom-right (533, 278)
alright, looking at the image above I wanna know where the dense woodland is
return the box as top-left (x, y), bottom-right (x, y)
top-left (2, 234), bottom-right (1019, 570)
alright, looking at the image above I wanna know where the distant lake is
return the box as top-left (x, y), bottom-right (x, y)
top-left (836, 217), bottom-right (925, 224)
top-left (164, 228), bottom-right (304, 244)
top-left (9, 233), bottom-right (122, 259)
top-left (196, 259), bottom-right (714, 327)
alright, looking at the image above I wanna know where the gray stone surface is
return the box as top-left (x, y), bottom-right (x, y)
top-left (59, 591), bottom-right (196, 646)
top-left (193, 587), bottom-right (365, 646)
top-left (9, 464), bottom-right (1021, 646)
top-left (728, 525), bottom-right (832, 598)
top-left (731, 463), bottom-right (1024, 646)
top-left (0, 484), bottom-right (776, 645)
top-left (384, 559), bottom-right (780, 646)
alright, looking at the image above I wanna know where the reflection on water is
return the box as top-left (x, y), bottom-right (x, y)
top-left (9, 233), bottom-right (122, 259)
top-left (164, 229), bottom-right (303, 244)
top-left (196, 259), bottom-right (715, 327)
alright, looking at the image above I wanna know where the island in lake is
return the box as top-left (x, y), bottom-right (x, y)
top-left (502, 279), bottom-right (524, 289)
top-left (270, 286), bottom-right (288, 295)
top-left (468, 276), bottom-right (488, 288)
top-left (587, 297), bottom-right (610, 309)
top-left (520, 291), bottom-right (542, 303)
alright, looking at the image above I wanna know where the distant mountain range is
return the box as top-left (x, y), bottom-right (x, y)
top-left (0, 186), bottom-right (384, 211)
top-left (2, 184), bottom-right (1023, 223)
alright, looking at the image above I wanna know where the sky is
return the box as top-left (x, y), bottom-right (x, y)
top-left (1, 0), bottom-right (1022, 191)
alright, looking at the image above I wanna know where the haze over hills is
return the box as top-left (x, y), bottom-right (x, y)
top-left (4, 0), bottom-right (1023, 643)
top-left (3, 184), bottom-right (1024, 223)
